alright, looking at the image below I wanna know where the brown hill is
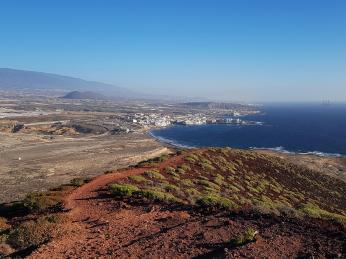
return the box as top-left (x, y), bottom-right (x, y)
top-left (1, 148), bottom-right (345, 258)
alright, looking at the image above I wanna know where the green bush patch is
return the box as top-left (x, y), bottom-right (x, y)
top-left (299, 203), bottom-right (346, 223)
top-left (21, 192), bottom-right (63, 213)
top-left (128, 175), bottom-right (148, 183)
top-left (197, 194), bottom-right (238, 210)
top-left (198, 180), bottom-right (220, 190)
top-left (163, 184), bottom-right (180, 192)
top-left (230, 227), bottom-right (258, 246)
top-left (8, 215), bottom-right (65, 249)
top-left (144, 170), bottom-right (166, 180)
top-left (109, 184), bottom-right (139, 197)
top-left (136, 189), bottom-right (181, 203)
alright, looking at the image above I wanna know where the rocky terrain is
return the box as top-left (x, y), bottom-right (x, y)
top-left (0, 148), bottom-right (345, 258)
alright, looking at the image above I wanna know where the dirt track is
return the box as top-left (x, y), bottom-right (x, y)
top-left (30, 156), bottom-right (183, 258)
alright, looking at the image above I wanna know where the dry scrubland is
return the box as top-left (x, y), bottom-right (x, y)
top-left (0, 148), bottom-right (345, 258)
top-left (0, 132), bottom-right (169, 203)
top-left (113, 148), bottom-right (346, 223)
top-left (257, 150), bottom-right (346, 183)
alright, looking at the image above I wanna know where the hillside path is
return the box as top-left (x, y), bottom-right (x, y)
top-left (29, 155), bottom-right (183, 258)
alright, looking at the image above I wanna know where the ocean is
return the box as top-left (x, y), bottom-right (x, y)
top-left (150, 103), bottom-right (346, 156)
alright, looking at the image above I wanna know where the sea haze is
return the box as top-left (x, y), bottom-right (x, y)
top-left (151, 103), bottom-right (346, 156)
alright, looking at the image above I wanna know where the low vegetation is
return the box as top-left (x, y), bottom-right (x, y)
top-left (230, 227), bottom-right (258, 246)
top-left (0, 178), bottom-right (88, 255)
top-left (8, 214), bottom-right (66, 250)
top-left (109, 184), bottom-right (140, 197)
top-left (109, 183), bottom-right (181, 203)
top-left (128, 175), bottom-right (149, 183)
top-left (196, 194), bottom-right (238, 210)
top-left (144, 170), bottom-right (165, 180)
top-left (69, 177), bottom-right (91, 187)
top-left (299, 203), bottom-right (346, 223)
top-left (1, 148), bottom-right (345, 257)
top-left (135, 154), bottom-right (170, 167)
top-left (108, 148), bottom-right (346, 223)
top-left (21, 192), bottom-right (64, 213)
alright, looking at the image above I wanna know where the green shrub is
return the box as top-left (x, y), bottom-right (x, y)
top-left (186, 188), bottom-right (201, 196)
top-left (128, 175), bottom-right (148, 183)
top-left (197, 194), bottom-right (237, 209)
top-left (187, 154), bottom-right (199, 161)
top-left (299, 203), bottom-right (346, 223)
top-left (228, 185), bottom-right (240, 193)
top-left (163, 184), bottom-right (180, 192)
top-left (181, 179), bottom-right (195, 187)
top-left (137, 154), bottom-right (169, 167)
top-left (180, 164), bottom-right (191, 171)
top-left (172, 176), bottom-right (180, 181)
top-left (200, 162), bottom-right (215, 171)
top-left (8, 215), bottom-right (64, 249)
top-left (21, 192), bottom-right (62, 212)
top-left (235, 159), bottom-right (243, 166)
top-left (109, 184), bottom-right (139, 197)
top-left (230, 227), bottom-right (258, 246)
top-left (166, 170), bottom-right (179, 177)
top-left (136, 189), bottom-right (181, 203)
top-left (198, 180), bottom-right (220, 190)
top-left (198, 175), bottom-right (209, 181)
top-left (185, 156), bottom-right (196, 163)
top-left (165, 167), bottom-right (176, 174)
top-left (176, 168), bottom-right (186, 174)
top-left (217, 156), bottom-right (228, 164)
top-left (70, 177), bottom-right (85, 187)
top-left (136, 155), bottom-right (166, 167)
top-left (201, 158), bottom-right (212, 164)
top-left (227, 164), bottom-right (237, 173)
top-left (144, 170), bottom-right (165, 180)
top-left (214, 174), bottom-right (225, 185)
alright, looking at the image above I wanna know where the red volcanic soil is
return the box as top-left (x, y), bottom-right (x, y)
top-left (26, 153), bottom-right (346, 259)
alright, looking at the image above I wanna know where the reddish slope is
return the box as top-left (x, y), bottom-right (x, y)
top-left (29, 155), bottom-right (184, 258)
top-left (28, 152), bottom-right (345, 258)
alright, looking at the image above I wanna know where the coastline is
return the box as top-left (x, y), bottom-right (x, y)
top-left (148, 127), bottom-right (345, 158)
top-left (147, 129), bottom-right (346, 183)
top-left (148, 130), bottom-right (196, 149)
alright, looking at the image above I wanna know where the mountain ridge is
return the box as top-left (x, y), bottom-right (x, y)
top-left (0, 68), bottom-right (132, 97)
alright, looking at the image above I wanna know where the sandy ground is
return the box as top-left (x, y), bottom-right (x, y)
top-left (0, 132), bottom-right (170, 203)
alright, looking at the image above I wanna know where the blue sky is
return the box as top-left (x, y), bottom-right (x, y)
top-left (0, 0), bottom-right (345, 101)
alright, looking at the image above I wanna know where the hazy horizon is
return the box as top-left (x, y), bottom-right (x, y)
top-left (0, 0), bottom-right (345, 102)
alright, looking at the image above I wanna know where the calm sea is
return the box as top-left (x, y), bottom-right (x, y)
top-left (150, 103), bottom-right (346, 156)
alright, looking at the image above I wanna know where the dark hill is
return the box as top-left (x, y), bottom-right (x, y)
top-left (61, 91), bottom-right (106, 100)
